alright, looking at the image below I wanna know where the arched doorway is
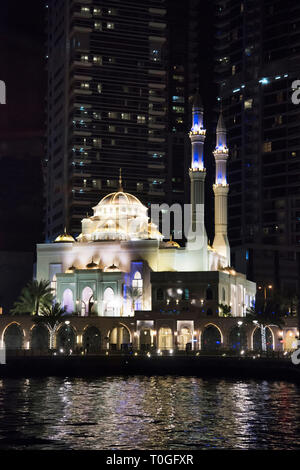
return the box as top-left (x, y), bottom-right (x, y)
top-left (109, 325), bottom-right (131, 351)
top-left (62, 288), bottom-right (74, 314)
top-left (31, 324), bottom-right (49, 351)
top-left (103, 287), bottom-right (115, 316)
top-left (284, 330), bottom-right (298, 351)
top-left (132, 271), bottom-right (143, 310)
top-left (158, 327), bottom-right (173, 350)
top-left (229, 326), bottom-right (247, 351)
top-left (83, 326), bottom-right (101, 353)
top-left (177, 326), bottom-right (193, 351)
top-left (201, 325), bottom-right (222, 351)
top-left (81, 286), bottom-right (94, 316)
top-left (140, 328), bottom-right (151, 351)
top-left (56, 324), bottom-right (76, 353)
top-left (253, 326), bottom-right (274, 351)
top-left (4, 323), bottom-right (23, 350)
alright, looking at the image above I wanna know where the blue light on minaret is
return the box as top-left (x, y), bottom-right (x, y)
top-left (190, 92), bottom-right (206, 171)
top-left (212, 109), bottom-right (230, 265)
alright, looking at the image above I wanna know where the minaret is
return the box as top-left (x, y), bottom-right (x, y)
top-left (212, 110), bottom-right (230, 265)
top-left (187, 92), bottom-right (207, 268)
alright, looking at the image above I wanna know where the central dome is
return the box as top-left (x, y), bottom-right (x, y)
top-left (99, 191), bottom-right (143, 206)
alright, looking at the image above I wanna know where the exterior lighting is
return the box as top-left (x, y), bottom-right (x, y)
top-left (60, 348), bottom-right (64, 353)
top-left (253, 320), bottom-right (258, 325)
top-left (259, 77), bottom-right (269, 85)
top-left (176, 288), bottom-right (183, 294)
top-left (237, 321), bottom-right (243, 326)
top-left (147, 352), bottom-right (151, 358)
top-left (65, 320), bottom-right (70, 325)
top-left (240, 350), bottom-right (245, 355)
top-left (169, 349), bottom-right (173, 354)
top-left (157, 349), bottom-right (161, 354)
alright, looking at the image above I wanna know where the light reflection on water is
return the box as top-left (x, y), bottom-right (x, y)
top-left (0, 376), bottom-right (299, 450)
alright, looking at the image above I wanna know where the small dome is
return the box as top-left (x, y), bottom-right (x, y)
top-left (86, 258), bottom-right (99, 269)
top-left (104, 263), bottom-right (120, 272)
top-left (67, 265), bottom-right (76, 272)
top-left (54, 228), bottom-right (75, 243)
top-left (164, 235), bottom-right (180, 248)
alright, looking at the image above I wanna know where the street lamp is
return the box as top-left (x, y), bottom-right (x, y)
top-left (258, 284), bottom-right (273, 301)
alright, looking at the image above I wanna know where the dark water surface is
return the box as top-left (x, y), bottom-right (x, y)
top-left (0, 376), bottom-right (299, 450)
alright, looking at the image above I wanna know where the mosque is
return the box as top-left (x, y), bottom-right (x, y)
top-left (2, 96), bottom-right (298, 353)
top-left (36, 96), bottom-right (256, 320)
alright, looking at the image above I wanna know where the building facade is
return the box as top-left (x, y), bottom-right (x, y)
top-left (214, 0), bottom-right (300, 299)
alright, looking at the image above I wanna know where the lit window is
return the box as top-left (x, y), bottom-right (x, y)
top-left (232, 65), bottom-right (236, 76)
top-left (80, 82), bottom-right (89, 89)
top-left (107, 22), bottom-right (115, 29)
top-left (121, 112), bottom-right (130, 120)
top-left (83, 179), bottom-right (87, 188)
top-left (263, 142), bottom-right (272, 153)
top-left (93, 112), bottom-right (101, 120)
top-left (172, 106), bottom-right (184, 114)
top-left (94, 22), bottom-right (102, 31)
top-left (97, 84), bottom-right (102, 93)
top-left (93, 55), bottom-right (102, 65)
top-left (81, 55), bottom-right (89, 63)
top-left (93, 8), bottom-right (101, 16)
top-left (93, 138), bottom-right (102, 148)
top-left (137, 182), bottom-right (143, 192)
top-left (109, 125), bottom-right (116, 132)
top-left (108, 112), bottom-right (118, 119)
top-left (107, 179), bottom-right (117, 188)
top-left (137, 115), bottom-right (146, 124)
top-left (108, 8), bottom-right (117, 15)
top-left (81, 7), bottom-right (90, 15)
top-left (244, 98), bottom-right (253, 109)
top-left (92, 179), bottom-right (101, 189)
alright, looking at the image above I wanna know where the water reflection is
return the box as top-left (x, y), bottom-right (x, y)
top-left (0, 376), bottom-right (299, 449)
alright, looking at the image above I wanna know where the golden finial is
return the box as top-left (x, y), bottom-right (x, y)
top-left (119, 168), bottom-right (123, 191)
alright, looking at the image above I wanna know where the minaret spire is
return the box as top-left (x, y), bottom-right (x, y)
top-left (187, 91), bottom-right (208, 270)
top-left (212, 109), bottom-right (230, 265)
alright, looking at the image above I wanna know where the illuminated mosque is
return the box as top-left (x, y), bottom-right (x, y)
top-left (1, 97), bottom-right (298, 353)
top-left (36, 95), bottom-right (255, 321)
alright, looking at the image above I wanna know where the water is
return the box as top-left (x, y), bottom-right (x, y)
top-left (0, 376), bottom-right (299, 450)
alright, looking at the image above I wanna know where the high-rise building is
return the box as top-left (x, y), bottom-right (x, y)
top-left (46, 0), bottom-right (169, 240)
top-left (214, 0), bottom-right (300, 299)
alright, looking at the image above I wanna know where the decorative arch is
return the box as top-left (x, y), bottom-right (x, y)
top-left (103, 287), bottom-right (115, 316)
top-left (158, 326), bottom-right (173, 350)
top-left (177, 325), bottom-right (193, 351)
top-left (109, 323), bottom-right (131, 351)
top-left (56, 323), bottom-right (76, 353)
top-left (83, 326), bottom-right (101, 353)
top-left (3, 322), bottom-right (24, 350)
top-left (228, 325), bottom-right (247, 351)
top-left (132, 271), bottom-right (143, 310)
top-left (81, 286), bottom-right (94, 316)
top-left (62, 288), bottom-right (74, 313)
top-left (31, 324), bottom-right (50, 351)
top-left (201, 323), bottom-right (223, 350)
top-left (252, 325), bottom-right (274, 351)
top-left (139, 327), bottom-right (151, 351)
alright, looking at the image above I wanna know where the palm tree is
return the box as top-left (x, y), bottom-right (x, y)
top-left (11, 280), bottom-right (53, 316)
top-left (33, 302), bottom-right (67, 349)
top-left (246, 295), bottom-right (285, 351)
top-left (218, 303), bottom-right (232, 317)
top-left (126, 286), bottom-right (142, 313)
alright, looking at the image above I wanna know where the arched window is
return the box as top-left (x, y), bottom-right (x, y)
top-left (158, 327), bottom-right (173, 350)
top-left (62, 288), bottom-right (74, 313)
top-left (81, 286), bottom-right (94, 316)
top-left (104, 287), bottom-right (115, 316)
top-left (157, 288), bottom-right (164, 301)
top-left (206, 287), bottom-right (213, 300)
top-left (132, 271), bottom-right (143, 309)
